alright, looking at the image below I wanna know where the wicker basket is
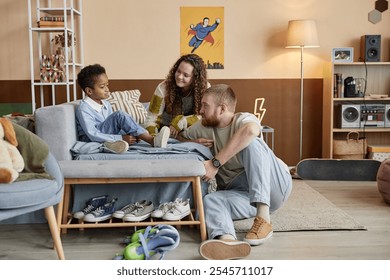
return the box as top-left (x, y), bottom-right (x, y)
top-left (333, 131), bottom-right (367, 159)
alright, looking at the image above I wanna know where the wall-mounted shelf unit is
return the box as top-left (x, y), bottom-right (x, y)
top-left (28, 0), bottom-right (84, 112)
top-left (323, 62), bottom-right (390, 158)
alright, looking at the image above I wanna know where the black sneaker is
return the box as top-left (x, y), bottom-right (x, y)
top-left (73, 195), bottom-right (108, 219)
top-left (83, 198), bottom-right (118, 222)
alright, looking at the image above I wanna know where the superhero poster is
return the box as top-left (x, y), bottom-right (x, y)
top-left (180, 7), bottom-right (224, 69)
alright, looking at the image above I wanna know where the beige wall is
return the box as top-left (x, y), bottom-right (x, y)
top-left (1, 0), bottom-right (390, 80)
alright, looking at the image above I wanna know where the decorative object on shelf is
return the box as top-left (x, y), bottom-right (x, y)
top-left (40, 54), bottom-right (65, 83)
top-left (286, 19), bottom-right (319, 161)
top-left (332, 47), bottom-right (353, 63)
top-left (333, 131), bottom-right (367, 159)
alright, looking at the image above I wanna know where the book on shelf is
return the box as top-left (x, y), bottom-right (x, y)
top-left (37, 21), bottom-right (65, 27)
top-left (334, 73), bottom-right (343, 98)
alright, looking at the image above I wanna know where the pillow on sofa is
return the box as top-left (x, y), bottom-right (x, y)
top-left (106, 90), bottom-right (148, 124)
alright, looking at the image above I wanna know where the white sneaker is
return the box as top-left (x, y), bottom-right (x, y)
top-left (112, 200), bottom-right (147, 219)
top-left (153, 126), bottom-right (169, 148)
top-left (163, 198), bottom-right (191, 221)
top-left (151, 198), bottom-right (183, 218)
top-left (103, 140), bottom-right (129, 154)
top-left (123, 201), bottom-right (154, 222)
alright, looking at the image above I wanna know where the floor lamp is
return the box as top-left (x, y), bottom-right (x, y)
top-left (286, 19), bottom-right (319, 161)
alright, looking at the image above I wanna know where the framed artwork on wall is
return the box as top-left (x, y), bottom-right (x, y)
top-left (332, 48), bottom-right (353, 63)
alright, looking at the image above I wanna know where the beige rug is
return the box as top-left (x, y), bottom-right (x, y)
top-left (234, 180), bottom-right (366, 232)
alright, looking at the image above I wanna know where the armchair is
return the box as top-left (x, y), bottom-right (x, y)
top-left (0, 152), bottom-right (65, 260)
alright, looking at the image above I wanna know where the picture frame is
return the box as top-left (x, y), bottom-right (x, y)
top-left (332, 47), bottom-right (354, 63)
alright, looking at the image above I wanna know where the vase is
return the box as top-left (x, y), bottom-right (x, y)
top-left (59, 47), bottom-right (72, 62)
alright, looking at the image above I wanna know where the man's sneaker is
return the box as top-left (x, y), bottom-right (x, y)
top-left (199, 239), bottom-right (251, 260)
top-left (73, 195), bottom-right (108, 219)
top-left (123, 201), bottom-right (154, 222)
top-left (103, 140), bottom-right (129, 154)
top-left (163, 198), bottom-right (191, 221)
top-left (151, 198), bottom-right (183, 219)
top-left (112, 200), bottom-right (147, 219)
top-left (83, 198), bottom-right (118, 222)
top-left (153, 126), bottom-right (169, 148)
top-left (120, 225), bottom-right (180, 260)
top-left (243, 216), bottom-right (273, 246)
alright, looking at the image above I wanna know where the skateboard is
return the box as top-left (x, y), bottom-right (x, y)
top-left (296, 158), bottom-right (381, 181)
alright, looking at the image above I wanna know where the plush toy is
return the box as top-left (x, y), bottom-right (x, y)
top-left (0, 118), bottom-right (25, 183)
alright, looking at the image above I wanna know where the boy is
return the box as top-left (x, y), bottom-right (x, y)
top-left (76, 64), bottom-right (169, 153)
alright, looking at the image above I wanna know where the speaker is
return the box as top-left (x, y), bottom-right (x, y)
top-left (361, 35), bottom-right (381, 62)
top-left (337, 104), bottom-right (361, 128)
top-left (385, 104), bottom-right (390, 128)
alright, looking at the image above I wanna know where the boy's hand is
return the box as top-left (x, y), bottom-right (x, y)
top-left (122, 135), bottom-right (138, 145)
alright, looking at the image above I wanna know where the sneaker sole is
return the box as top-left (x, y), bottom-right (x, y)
top-left (156, 126), bottom-right (170, 148)
top-left (123, 213), bottom-right (151, 222)
top-left (243, 231), bottom-right (273, 246)
top-left (83, 215), bottom-right (113, 222)
top-left (163, 210), bottom-right (191, 221)
top-left (112, 213), bottom-right (126, 219)
top-left (199, 240), bottom-right (251, 260)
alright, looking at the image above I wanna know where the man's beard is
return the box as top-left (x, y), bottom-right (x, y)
top-left (201, 114), bottom-right (219, 127)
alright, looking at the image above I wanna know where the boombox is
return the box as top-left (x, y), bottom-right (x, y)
top-left (386, 104), bottom-right (390, 128)
top-left (335, 104), bottom-right (386, 128)
top-left (335, 104), bottom-right (361, 128)
top-left (360, 104), bottom-right (385, 127)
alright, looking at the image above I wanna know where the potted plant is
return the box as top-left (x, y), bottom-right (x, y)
top-left (52, 31), bottom-right (76, 61)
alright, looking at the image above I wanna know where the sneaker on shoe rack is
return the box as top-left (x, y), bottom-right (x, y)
top-left (117, 225), bottom-right (180, 260)
top-left (83, 198), bottom-right (118, 222)
top-left (122, 201), bottom-right (154, 222)
top-left (162, 198), bottom-right (191, 221)
top-left (151, 198), bottom-right (183, 218)
top-left (199, 239), bottom-right (251, 260)
top-left (153, 126), bottom-right (170, 148)
top-left (112, 200), bottom-right (147, 219)
top-left (103, 140), bottom-right (129, 154)
top-left (73, 195), bottom-right (108, 219)
top-left (243, 216), bottom-right (273, 246)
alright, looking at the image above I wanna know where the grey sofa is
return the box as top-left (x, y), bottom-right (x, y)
top-left (34, 101), bottom-right (209, 239)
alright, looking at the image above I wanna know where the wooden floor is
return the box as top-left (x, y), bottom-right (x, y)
top-left (0, 180), bottom-right (389, 260)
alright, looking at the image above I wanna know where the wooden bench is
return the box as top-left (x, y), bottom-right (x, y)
top-left (57, 159), bottom-right (207, 241)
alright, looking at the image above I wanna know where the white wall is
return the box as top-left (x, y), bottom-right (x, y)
top-left (1, 0), bottom-right (389, 80)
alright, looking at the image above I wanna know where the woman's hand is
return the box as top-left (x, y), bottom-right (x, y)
top-left (169, 125), bottom-right (180, 138)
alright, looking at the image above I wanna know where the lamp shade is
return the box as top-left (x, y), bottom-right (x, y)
top-left (286, 19), bottom-right (319, 48)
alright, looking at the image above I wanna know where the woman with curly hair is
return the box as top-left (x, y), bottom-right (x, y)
top-left (143, 54), bottom-right (210, 138)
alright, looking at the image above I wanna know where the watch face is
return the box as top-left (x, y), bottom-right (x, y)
top-left (212, 158), bottom-right (221, 168)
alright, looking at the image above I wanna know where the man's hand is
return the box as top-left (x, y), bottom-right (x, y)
top-left (194, 138), bottom-right (214, 148)
top-left (216, 18), bottom-right (221, 24)
top-left (202, 160), bottom-right (219, 182)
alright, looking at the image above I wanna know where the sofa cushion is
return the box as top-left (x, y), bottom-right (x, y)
top-left (106, 89), bottom-right (148, 124)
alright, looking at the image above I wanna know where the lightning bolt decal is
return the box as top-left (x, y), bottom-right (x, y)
top-left (254, 98), bottom-right (266, 123)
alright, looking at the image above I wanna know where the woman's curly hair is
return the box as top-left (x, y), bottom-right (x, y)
top-left (164, 54), bottom-right (208, 115)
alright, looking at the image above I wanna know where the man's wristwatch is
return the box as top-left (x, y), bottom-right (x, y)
top-left (211, 157), bottom-right (222, 168)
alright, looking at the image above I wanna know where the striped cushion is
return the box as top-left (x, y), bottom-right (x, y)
top-left (106, 90), bottom-right (148, 124)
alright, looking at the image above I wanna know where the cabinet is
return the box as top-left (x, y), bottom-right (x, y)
top-left (323, 62), bottom-right (390, 158)
top-left (28, 0), bottom-right (84, 112)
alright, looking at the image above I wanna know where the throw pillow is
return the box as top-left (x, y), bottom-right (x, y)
top-left (11, 122), bottom-right (49, 174)
top-left (106, 89), bottom-right (148, 124)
